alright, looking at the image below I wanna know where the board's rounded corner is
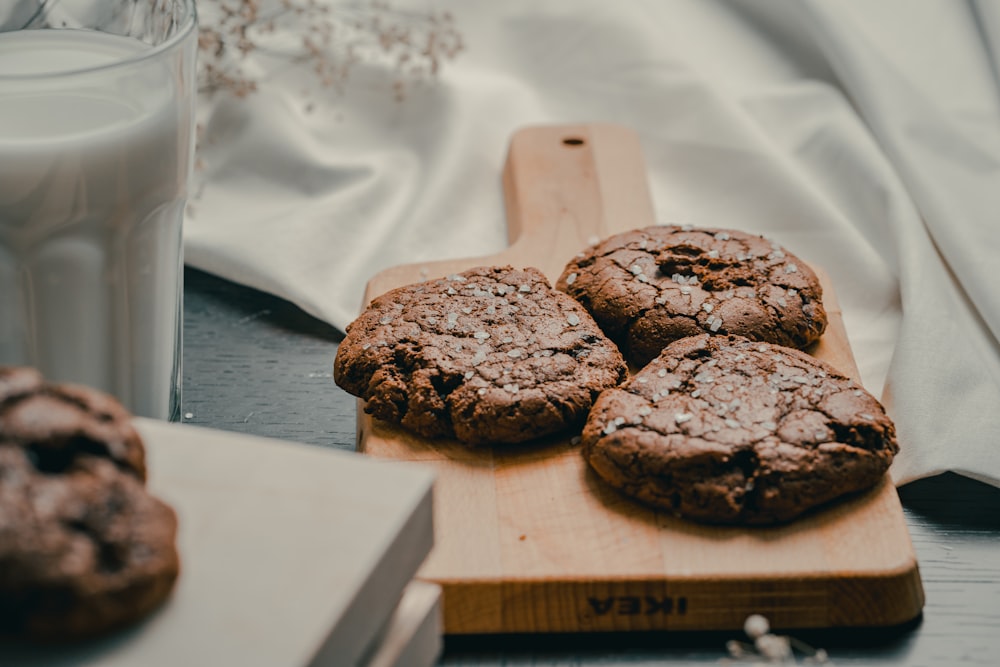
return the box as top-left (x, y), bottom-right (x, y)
top-left (830, 559), bottom-right (925, 628)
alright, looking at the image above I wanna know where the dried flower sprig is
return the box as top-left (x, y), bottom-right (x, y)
top-left (723, 615), bottom-right (831, 665)
top-left (197, 0), bottom-right (463, 101)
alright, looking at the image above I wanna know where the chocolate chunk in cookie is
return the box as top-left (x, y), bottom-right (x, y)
top-left (335, 266), bottom-right (627, 446)
top-left (0, 367), bottom-right (179, 642)
top-left (0, 366), bottom-right (146, 480)
top-left (582, 335), bottom-right (897, 524)
top-left (557, 226), bottom-right (827, 367)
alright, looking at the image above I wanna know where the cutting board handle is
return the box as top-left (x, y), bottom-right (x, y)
top-left (363, 123), bottom-right (657, 301)
top-left (501, 124), bottom-right (658, 277)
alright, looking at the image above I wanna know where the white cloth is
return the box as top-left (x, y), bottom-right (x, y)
top-left (186, 0), bottom-right (1000, 488)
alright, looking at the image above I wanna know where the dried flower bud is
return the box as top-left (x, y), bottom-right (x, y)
top-left (743, 613), bottom-right (770, 639)
top-left (755, 633), bottom-right (792, 661)
top-left (725, 639), bottom-right (747, 658)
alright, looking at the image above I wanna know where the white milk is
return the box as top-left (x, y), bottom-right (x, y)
top-left (0, 30), bottom-right (191, 420)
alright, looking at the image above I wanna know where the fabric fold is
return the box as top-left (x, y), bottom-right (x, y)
top-left (797, 0), bottom-right (1000, 485)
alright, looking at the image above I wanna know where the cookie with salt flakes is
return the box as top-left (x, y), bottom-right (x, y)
top-left (335, 266), bottom-right (627, 446)
top-left (556, 225), bottom-right (827, 368)
top-left (582, 334), bottom-right (897, 525)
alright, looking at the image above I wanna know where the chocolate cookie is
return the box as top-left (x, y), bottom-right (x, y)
top-left (556, 226), bottom-right (827, 367)
top-left (335, 266), bottom-right (627, 446)
top-left (0, 367), bottom-right (179, 642)
top-left (582, 335), bottom-right (897, 524)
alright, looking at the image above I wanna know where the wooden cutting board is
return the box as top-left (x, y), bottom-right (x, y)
top-left (358, 124), bottom-right (924, 634)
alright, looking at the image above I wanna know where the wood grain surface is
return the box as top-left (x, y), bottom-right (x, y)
top-left (355, 124), bottom-right (924, 634)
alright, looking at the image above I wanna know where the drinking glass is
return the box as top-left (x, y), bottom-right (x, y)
top-left (0, 0), bottom-right (197, 420)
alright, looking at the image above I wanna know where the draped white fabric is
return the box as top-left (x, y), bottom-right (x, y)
top-left (186, 0), bottom-right (1000, 487)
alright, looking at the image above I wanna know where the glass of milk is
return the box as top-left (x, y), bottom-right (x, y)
top-left (0, 0), bottom-right (197, 421)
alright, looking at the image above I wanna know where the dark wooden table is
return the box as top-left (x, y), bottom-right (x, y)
top-left (183, 267), bottom-right (1000, 666)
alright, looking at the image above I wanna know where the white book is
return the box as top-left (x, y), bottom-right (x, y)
top-left (358, 582), bottom-right (443, 667)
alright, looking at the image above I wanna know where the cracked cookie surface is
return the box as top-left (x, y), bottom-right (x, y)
top-left (335, 266), bottom-right (627, 446)
top-left (556, 226), bottom-right (827, 367)
top-left (582, 335), bottom-right (897, 524)
top-left (0, 366), bottom-right (179, 642)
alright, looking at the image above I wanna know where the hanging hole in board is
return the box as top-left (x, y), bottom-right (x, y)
top-left (562, 137), bottom-right (585, 147)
